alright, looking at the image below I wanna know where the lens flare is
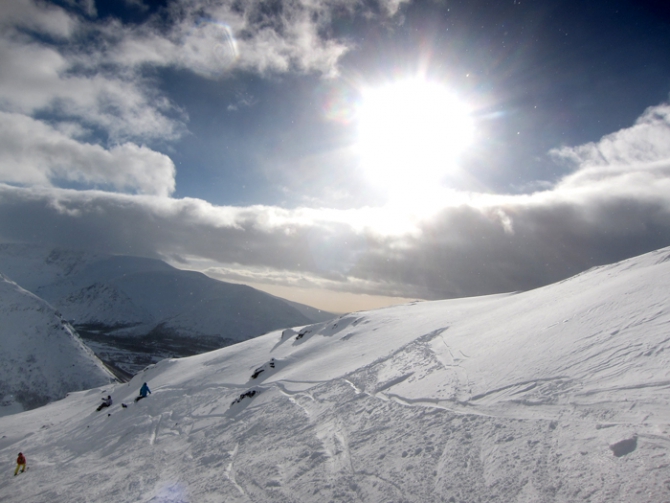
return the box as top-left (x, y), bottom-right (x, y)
top-left (186, 19), bottom-right (239, 76)
top-left (318, 83), bottom-right (358, 125)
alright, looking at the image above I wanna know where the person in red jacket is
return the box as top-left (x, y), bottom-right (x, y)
top-left (14, 452), bottom-right (26, 476)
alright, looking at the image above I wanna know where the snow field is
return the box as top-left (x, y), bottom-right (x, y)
top-left (1, 247), bottom-right (670, 501)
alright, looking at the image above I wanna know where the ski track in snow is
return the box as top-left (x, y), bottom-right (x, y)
top-left (224, 443), bottom-right (247, 497)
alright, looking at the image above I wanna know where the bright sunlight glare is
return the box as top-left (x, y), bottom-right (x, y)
top-left (357, 79), bottom-right (474, 196)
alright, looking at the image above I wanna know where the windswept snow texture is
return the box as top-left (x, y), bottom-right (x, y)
top-left (2, 247), bottom-right (670, 501)
top-left (0, 244), bottom-right (334, 374)
top-left (0, 274), bottom-right (113, 417)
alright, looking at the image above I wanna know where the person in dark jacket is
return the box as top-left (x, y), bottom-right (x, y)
top-left (96, 395), bottom-right (112, 411)
top-left (14, 452), bottom-right (26, 476)
top-left (134, 382), bottom-right (151, 402)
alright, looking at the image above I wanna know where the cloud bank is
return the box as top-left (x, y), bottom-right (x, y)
top-left (1, 101), bottom-right (669, 301)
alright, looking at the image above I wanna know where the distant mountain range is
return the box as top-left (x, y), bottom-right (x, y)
top-left (0, 273), bottom-right (114, 416)
top-left (0, 244), bottom-right (334, 376)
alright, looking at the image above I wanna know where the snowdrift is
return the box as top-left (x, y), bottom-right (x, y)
top-left (1, 247), bottom-right (670, 502)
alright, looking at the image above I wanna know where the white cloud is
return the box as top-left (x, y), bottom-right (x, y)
top-left (66, 0), bottom-right (98, 17)
top-left (549, 101), bottom-right (670, 205)
top-left (0, 112), bottom-right (176, 196)
top-left (0, 2), bottom-right (184, 199)
top-left (380, 0), bottom-right (412, 16)
top-left (0, 0), bottom-right (76, 38)
top-left (108, 0), bottom-right (358, 78)
top-left (551, 103), bottom-right (670, 169)
top-left (0, 39), bottom-right (183, 141)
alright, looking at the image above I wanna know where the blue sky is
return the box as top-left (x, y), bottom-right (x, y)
top-left (1, 0), bottom-right (670, 312)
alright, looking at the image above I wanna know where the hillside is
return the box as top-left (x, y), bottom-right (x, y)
top-left (0, 247), bottom-right (669, 501)
top-left (0, 273), bottom-right (114, 417)
top-left (0, 244), bottom-right (334, 375)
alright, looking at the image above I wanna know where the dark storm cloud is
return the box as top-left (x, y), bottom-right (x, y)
top-left (353, 194), bottom-right (670, 299)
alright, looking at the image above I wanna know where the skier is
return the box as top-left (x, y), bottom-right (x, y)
top-left (134, 382), bottom-right (151, 402)
top-left (96, 395), bottom-right (112, 411)
top-left (14, 452), bottom-right (26, 476)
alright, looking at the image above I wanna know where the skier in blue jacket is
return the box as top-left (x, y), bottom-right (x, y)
top-left (135, 382), bottom-right (151, 402)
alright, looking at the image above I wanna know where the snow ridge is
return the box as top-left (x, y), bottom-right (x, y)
top-left (0, 273), bottom-right (114, 416)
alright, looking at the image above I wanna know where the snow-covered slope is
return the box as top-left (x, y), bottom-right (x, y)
top-left (1, 247), bottom-right (670, 502)
top-left (0, 244), bottom-right (333, 332)
top-left (0, 274), bottom-right (114, 417)
top-left (0, 244), bottom-right (334, 374)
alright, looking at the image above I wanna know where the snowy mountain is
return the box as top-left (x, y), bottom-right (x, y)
top-left (0, 273), bottom-right (114, 417)
top-left (0, 244), bottom-right (334, 375)
top-left (1, 246), bottom-right (670, 501)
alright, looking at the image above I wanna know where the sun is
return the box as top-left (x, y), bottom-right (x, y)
top-left (356, 79), bottom-right (474, 196)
